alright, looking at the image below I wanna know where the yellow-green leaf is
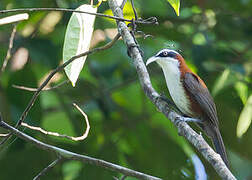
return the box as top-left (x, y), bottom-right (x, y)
top-left (234, 81), bottom-right (248, 105)
top-left (236, 94), bottom-right (252, 138)
top-left (95, 0), bottom-right (107, 8)
top-left (103, 1), bottom-right (137, 25)
top-left (212, 69), bottom-right (230, 97)
top-left (167, 0), bottom-right (180, 16)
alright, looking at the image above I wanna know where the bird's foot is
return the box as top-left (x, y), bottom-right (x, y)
top-left (199, 131), bottom-right (203, 138)
top-left (174, 116), bottom-right (202, 126)
top-left (182, 117), bottom-right (202, 123)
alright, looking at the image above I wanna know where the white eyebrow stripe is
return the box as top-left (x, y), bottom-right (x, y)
top-left (156, 49), bottom-right (179, 56)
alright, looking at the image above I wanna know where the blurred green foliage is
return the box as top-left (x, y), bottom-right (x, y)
top-left (0, 0), bottom-right (251, 179)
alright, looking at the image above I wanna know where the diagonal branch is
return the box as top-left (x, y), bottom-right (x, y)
top-left (1, 24), bottom-right (17, 74)
top-left (0, 119), bottom-right (161, 180)
top-left (33, 157), bottom-right (63, 180)
top-left (108, 0), bottom-right (236, 180)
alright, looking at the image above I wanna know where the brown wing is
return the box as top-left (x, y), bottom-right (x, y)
top-left (183, 72), bottom-right (219, 127)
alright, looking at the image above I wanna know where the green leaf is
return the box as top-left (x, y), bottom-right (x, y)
top-left (167, 0), bottom-right (180, 16)
top-left (192, 33), bottom-right (206, 45)
top-left (41, 112), bottom-right (76, 143)
top-left (103, 1), bottom-right (136, 25)
top-left (236, 94), bottom-right (252, 138)
top-left (212, 69), bottom-right (231, 97)
top-left (62, 161), bottom-right (82, 180)
top-left (63, 4), bottom-right (97, 86)
top-left (234, 81), bottom-right (248, 105)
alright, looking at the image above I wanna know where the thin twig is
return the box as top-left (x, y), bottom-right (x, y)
top-left (21, 103), bottom-right (90, 141)
top-left (0, 33), bottom-right (121, 146)
top-left (72, 103), bottom-right (90, 140)
top-left (0, 120), bottom-right (161, 180)
top-left (1, 24), bottom-right (17, 74)
top-left (0, 115), bottom-right (8, 137)
top-left (120, 0), bottom-right (128, 9)
top-left (113, 176), bottom-right (127, 180)
top-left (0, 13), bottom-right (29, 25)
top-left (121, 175), bottom-right (128, 180)
top-left (0, 8), bottom-right (157, 25)
top-left (12, 80), bottom-right (69, 92)
top-left (0, 133), bottom-right (9, 137)
top-left (130, 0), bottom-right (138, 20)
top-left (33, 157), bottom-right (63, 180)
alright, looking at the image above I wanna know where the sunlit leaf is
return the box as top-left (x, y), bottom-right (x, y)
top-left (236, 95), bottom-right (252, 138)
top-left (212, 69), bottom-right (230, 97)
top-left (63, 4), bottom-right (97, 86)
top-left (39, 11), bottom-right (62, 34)
top-left (186, 60), bottom-right (198, 74)
top-left (234, 81), bottom-right (248, 105)
top-left (62, 161), bottom-right (82, 180)
top-left (103, 1), bottom-right (136, 24)
top-left (167, 0), bottom-right (180, 16)
top-left (95, 0), bottom-right (107, 7)
top-left (193, 33), bottom-right (206, 45)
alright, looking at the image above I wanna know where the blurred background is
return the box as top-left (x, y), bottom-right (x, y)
top-left (0, 0), bottom-right (251, 179)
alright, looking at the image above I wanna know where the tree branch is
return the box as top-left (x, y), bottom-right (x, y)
top-left (33, 157), bottom-right (63, 180)
top-left (107, 0), bottom-right (236, 180)
top-left (0, 8), bottom-right (157, 25)
top-left (1, 24), bottom-right (17, 74)
top-left (0, 119), bottom-right (161, 180)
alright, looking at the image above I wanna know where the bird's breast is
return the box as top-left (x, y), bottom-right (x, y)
top-left (161, 64), bottom-right (194, 117)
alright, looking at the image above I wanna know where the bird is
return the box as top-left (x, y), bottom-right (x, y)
top-left (146, 49), bottom-right (229, 167)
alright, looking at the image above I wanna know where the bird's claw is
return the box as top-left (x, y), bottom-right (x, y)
top-left (174, 116), bottom-right (183, 126)
top-left (174, 117), bottom-right (202, 126)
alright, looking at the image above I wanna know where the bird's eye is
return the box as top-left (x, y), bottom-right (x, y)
top-left (162, 51), bottom-right (168, 56)
top-left (157, 51), bottom-right (169, 57)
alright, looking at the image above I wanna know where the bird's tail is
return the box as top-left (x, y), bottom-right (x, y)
top-left (210, 126), bottom-right (229, 167)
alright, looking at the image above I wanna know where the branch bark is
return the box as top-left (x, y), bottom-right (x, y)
top-left (107, 0), bottom-right (236, 180)
top-left (0, 119), bottom-right (161, 180)
top-left (33, 157), bottom-right (63, 180)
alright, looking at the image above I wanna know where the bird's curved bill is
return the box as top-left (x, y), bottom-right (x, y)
top-left (146, 56), bottom-right (158, 66)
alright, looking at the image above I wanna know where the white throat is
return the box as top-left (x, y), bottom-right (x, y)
top-left (157, 58), bottom-right (192, 116)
